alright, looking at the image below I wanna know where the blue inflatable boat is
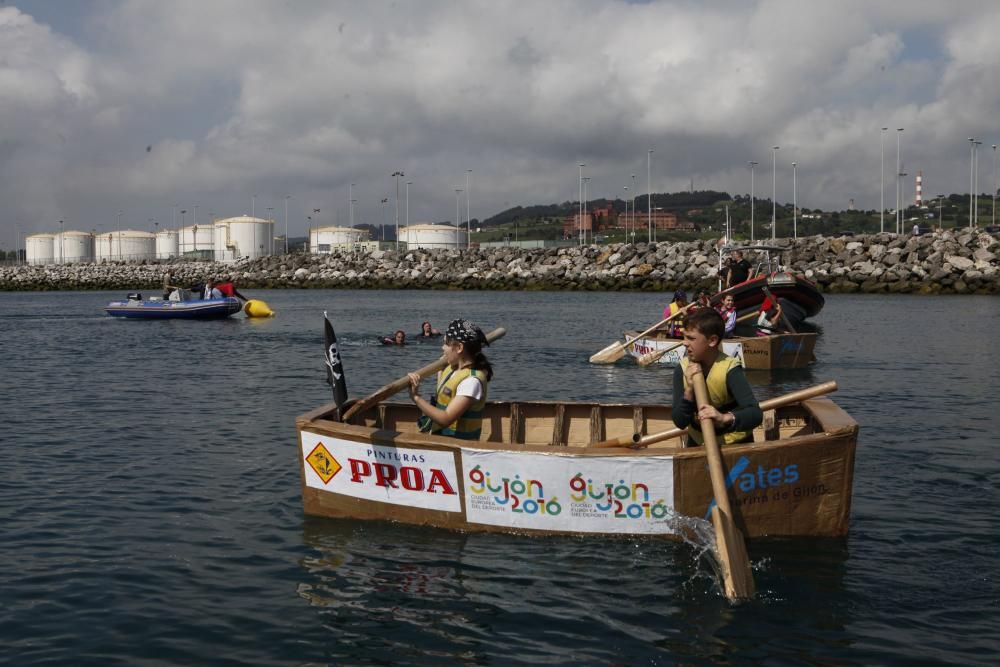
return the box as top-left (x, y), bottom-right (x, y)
top-left (105, 294), bottom-right (243, 320)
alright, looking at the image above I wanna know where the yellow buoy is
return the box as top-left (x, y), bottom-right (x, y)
top-left (244, 299), bottom-right (275, 318)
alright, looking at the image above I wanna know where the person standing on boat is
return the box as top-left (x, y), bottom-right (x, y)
top-left (662, 289), bottom-right (688, 338)
top-left (408, 319), bottom-right (493, 440)
top-left (672, 308), bottom-right (761, 447)
top-left (727, 250), bottom-right (753, 286)
top-left (716, 294), bottom-right (737, 337)
top-left (162, 269), bottom-right (177, 299)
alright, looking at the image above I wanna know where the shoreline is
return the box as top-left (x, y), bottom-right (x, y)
top-left (3, 230), bottom-right (997, 294)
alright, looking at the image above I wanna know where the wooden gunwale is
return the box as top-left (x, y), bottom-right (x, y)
top-left (297, 396), bottom-right (857, 456)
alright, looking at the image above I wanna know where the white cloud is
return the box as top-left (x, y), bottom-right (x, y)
top-left (2, 0), bottom-right (1000, 245)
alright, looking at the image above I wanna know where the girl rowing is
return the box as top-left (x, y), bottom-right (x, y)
top-left (407, 319), bottom-right (494, 440)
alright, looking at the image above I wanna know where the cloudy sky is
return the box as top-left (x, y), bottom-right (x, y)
top-left (3, 0), bottom-right (999, 246)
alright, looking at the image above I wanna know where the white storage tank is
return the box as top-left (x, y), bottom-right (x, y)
top-left (400, 223), bottom-right (464, 249)
top-left (26, 233), bottom-right (54, 265)
top-left (179, 224), bottom-right (215, 257)
top-left (55, 230), bottom-right (94, 264)
top-left (213, 215), bottom-right (274, 261)
top-left (309, 226), bottom-right (370, 253)
top-left (155, 230), bottom-right (179, 259)
top-left (95, 230), bottom-right (156, 262)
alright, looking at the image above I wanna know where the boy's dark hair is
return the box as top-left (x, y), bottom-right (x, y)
top-left (683, 308), bottom-right (725, 340)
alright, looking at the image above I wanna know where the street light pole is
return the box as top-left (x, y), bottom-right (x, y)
top-left (647, 149), bottom-right (653, 243)
top-left (969, 138), bottom-right (976, 229)
top-left (792, 161), bottom-right (798, 239)
top-left (771, 146), bottom-right (779, 240)
top-left (382, 198), bottom-right (390, 248)
top-left (455, 189), bottom-right (463, 247)
top-left (59, 219), bottom-right (64, 264)
top-left (899, 170), bottom-right (908, 232)
top-left (284, 195), bottom-right (290, 254)
top-left (623, 186), bottom-right (629, 243)
top-left (896, 128), bottom-right (903, 234)
top-left (993, 144), bottom-right (997, 226)
top-left (974, 141), bottom-right (982, 227)
top-left (880, 127), bottom-right (887, 233)
top-left (466, 169), bottom-right (472, 249)
top-left (749, 161), bottom-right (758, 241)
top-left (578, 163), bottom-right (585, 246)
top-left (405, 181), bottom-right (412, 231)
top-left (349, 183), bottom-right (355, 228)
top-left (631, 173), bottom-right (637, 243)
top-left (583, 177), bottom-right (591, 244)
top-left (392, 171), bottom-right (404, 250)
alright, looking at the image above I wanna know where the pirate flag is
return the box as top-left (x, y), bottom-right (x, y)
top-left (323, 312), bottom-right (349, 420)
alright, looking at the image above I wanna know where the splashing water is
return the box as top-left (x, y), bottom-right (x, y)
top-left (655, 508), bottom-right (746, 600)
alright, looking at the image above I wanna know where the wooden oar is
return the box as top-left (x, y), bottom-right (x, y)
top-left (589, 303), bottom-right (693, 364)
top-left (761, 286), bottom-right (796, 334)
top-left (636, 341), bottom-right (684, 366)
top-left (591, 380), bottom-right (838, 448)
top-left (341, 327), bottom-right (507, 421)
top-left (692, 370), bottom-right (755, 600)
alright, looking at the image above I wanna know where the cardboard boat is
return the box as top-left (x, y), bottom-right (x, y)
top-left (297, 395), bottom-right (857, 540)
top-left (623, 330), bottom-right (817, 369)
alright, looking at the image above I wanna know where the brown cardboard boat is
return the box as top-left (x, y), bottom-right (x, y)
top-left (624, 330), bottom-right (817, 369)
top-left (297, 395), bottom-right (857, 540)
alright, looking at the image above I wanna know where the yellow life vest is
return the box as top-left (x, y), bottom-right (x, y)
top-left (433, 367), bottom-right (487, 440)
top-left (680, 353), bottom-right (751, 445)
top-left (667, 301), bottom-right (685, 336)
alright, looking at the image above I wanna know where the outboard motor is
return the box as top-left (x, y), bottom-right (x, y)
top-left (127, 292), bottom-right (143, 301)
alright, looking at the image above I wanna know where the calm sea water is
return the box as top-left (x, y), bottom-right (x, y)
top-left (1, 289), bottom-right (998, 665)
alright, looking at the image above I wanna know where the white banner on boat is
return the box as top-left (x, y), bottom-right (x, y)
top-left (462, 450), bottom-right (677, 534)
top-left (628, 338), bottom-right (744, 366)
top-left (300, 431), bottom-right (462, 512)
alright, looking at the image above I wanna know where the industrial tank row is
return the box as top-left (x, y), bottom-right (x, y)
top-left (24, 220), bottom-right (466, 264)
top-left (25, 216), bottom-right (276, 264)
top-left (307, 223), bottom-right (465, 251)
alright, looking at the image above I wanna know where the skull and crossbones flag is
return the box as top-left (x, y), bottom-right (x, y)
top-left (323, 312), bottom-right (349, 420)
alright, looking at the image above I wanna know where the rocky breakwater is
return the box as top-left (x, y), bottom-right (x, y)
top-left (1, 229), bottom-right (997, 293)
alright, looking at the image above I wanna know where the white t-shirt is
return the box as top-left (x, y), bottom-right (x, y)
top-left (455, 375), bottom-right (484, 401)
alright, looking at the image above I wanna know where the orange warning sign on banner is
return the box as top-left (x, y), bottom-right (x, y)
top-left (305, 442), bottom-right (341, 484)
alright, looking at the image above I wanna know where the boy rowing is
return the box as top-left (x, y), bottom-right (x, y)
top-left (672, 308), bottom-right (762, 447)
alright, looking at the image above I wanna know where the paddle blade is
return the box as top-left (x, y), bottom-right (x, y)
top-left (637, 348), bottom-right (668, 366)
top-left (712, 506), bottom-right (756, 600)
top-left (589, 341), bottom-right (625, 364)
top-left (637, 341), bottom-right (683, 367)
